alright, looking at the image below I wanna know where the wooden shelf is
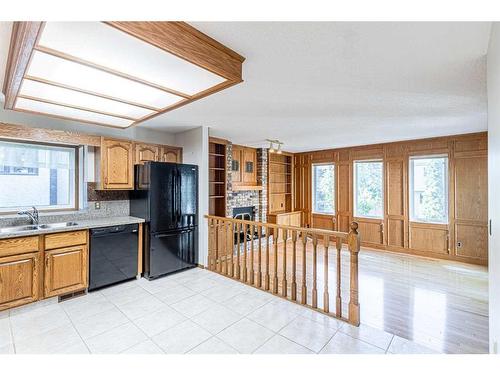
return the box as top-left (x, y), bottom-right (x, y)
top-left (233, 185), bottom-right (263, 191)
top-left (209, 138), bottom-right (227, 217)
top-left (268, 151), bottom-right (294, 214)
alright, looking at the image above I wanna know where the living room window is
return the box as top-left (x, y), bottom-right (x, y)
top-left (354, 160), bottom-right (384, 218)
top-left (0, 140), bottom-right (77, 212)
top-left (312, 163), bottom-right (335, 214)
top-left (409, 155), bottom-right (449, 224)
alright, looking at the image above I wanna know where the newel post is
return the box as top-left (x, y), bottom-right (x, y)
top-left (347, 221), bottom-right (360, 326)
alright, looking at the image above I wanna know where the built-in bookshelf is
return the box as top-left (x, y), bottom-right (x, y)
top-left (267, 152), bottom-right (293, 213)
top-left (208, 137), bottom-right (227, 216)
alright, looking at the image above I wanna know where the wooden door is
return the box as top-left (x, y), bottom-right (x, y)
top-left (135, 143), bottom-right (159, 165)
top-left (454, 155), bottom-right (488, 261)
top-left (0, 252), bottom-right (39, 311)
top-left (242, 148), bottom-right (257, 184)
top-left (101, 138), bottom-right (134, 190)
top-left (44, 245), bottom-right (88, 298)
top-left (160, 146), bottom-right (181, 163)
top-left (232, 146), bottom-right (242, 183)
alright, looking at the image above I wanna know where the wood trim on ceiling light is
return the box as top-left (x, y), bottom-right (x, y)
top-left (13, 107), bottom-right (131, 130)
top-left (23, 75), bottom-right (162, 112)
top-left (2, 22), bottom-right (44, 109)
top-left (3, 21), bottom-right (245, 129)
top-left (17, 94), bottom-right (141, 121)
top-left (33, 45), bottom-right (191, 99)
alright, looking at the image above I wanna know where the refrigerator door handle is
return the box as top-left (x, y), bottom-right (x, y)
top-left (176, 169), bottom-right (182, 224)
top-left (172, 170), bottom-right (177, 225)
top-left (154, 230), bottom-right (191, 238)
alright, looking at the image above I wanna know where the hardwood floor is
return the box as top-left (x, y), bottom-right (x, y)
top-left (223, 238), bottom-right (489, 354)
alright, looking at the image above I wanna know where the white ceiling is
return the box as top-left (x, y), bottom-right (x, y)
top-left (0, 22), bottom-right (492, 152)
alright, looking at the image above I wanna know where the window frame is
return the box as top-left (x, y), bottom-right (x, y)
top-left (0, 139), bottom-right (79, 214)
top-left (353, 159), bottom-right (384, 219)
top-left (311, 162), bottom-right (336, 215)
top-left (408, 154), bottom-right (449, 225)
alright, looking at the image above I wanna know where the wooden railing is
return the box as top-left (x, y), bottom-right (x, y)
top-left (205, 215), bottom-right (361, 326)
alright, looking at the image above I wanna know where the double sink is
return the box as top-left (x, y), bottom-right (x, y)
top-left (0, 221), bottom-right (79, 234)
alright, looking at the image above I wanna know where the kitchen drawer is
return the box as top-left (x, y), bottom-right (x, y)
top-left (0, 236), bottom-right (39, 257)
top-left (44, 230), bottom-right (87, 250)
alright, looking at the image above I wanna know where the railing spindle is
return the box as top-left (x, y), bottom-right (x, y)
top-left (243, 223), bottom-right (248, 283)
top-left (291, 230), bottom-right (297, 301)
top-left (301, 232), bottom-right (307, 304)
top-left (208, 218), bottom-right (214, 271)
top-left (265, 226), bottom-right (270, 290)
top-left (348, 222), bottom-right (360, 326)
top-left (336, 236), bottom-right (342, 318)
top-left (273, 227), bottom-right (279, 294)
top-left (312, 234), bottom-right (318, 308)
top-left (257, 225), bottom-right (262, 288)
top-left (249, 223), bottom-right (255, 285)
top-left (282, 229), bottom-right (287, 297)
top-left (216, 219), bottom-right (221, 273)
top-left (323, 235), bottom-right (330, 313)
top-left (222, 221), bottom-right (227, 275)
top-left (236, 222), bottom-right (241, 279)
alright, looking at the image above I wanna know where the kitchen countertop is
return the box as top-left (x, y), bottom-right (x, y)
top-left (0, 216), bottom-right (145, 239)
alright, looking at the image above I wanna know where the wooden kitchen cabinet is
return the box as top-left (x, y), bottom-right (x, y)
top-left (44, 230), bottom-right (88, 298)
top-left (100, 138), bottom-right (134, 190)
top-left (0, 252), bottom-right (39, 311)
top-left (160, 146), bottom-right (182, 163)
top-left (134, 143), bottom-right (159, 164)
top-left (232, 145), bottom-right (258, 187)
top-left (44, 245), bottom-right (88, 298)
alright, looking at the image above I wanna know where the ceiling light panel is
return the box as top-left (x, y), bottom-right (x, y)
top-left (19, 79), bottom-right (154, 119)
top-left (15, 97), bottom-right (134, 128)
top-left (26, 51), bottom-right (184, 109)
top-left (39, 22), bottom-right (227, 96)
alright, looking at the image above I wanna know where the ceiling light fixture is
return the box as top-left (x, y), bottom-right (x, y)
top-left (3, 22), bottom-right (245, 129)
top-left (266, 139), bottom-right (284, 154)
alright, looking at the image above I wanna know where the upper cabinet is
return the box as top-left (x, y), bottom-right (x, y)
top-left (160, 146), bottom-right (182, 163)
top-left (135, 143), bottom-right (159, 165)
top-left (98, 138), bottom-right (183, 190)
top-left (232, 145), bottom-right (259, 189)
top-left (100, 138), bottom-right (134, 190)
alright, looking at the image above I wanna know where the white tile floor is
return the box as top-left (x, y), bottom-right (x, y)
top-left (0, 267), bottom-right (440, 354)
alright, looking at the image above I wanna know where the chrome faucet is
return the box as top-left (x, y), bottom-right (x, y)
top-left (18, 206), bottom-right (39, 225)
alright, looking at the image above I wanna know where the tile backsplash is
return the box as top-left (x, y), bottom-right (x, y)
top-left (0, 200), bottom-right (130, 228)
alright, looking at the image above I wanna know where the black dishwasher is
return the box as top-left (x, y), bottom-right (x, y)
top-left (89, 224), bottom-right (139, 291)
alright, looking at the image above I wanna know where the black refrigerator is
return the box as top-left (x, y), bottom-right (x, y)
top-left (130, 162), bottom-right (198, 280)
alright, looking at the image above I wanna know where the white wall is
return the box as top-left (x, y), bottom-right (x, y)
top-left (487, 22), bottom-right (500, 354)
top-left (174, 126), bottom-right (209, 266)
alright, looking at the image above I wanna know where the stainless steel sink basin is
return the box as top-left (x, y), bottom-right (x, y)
top-left (38, 222), bottom-right (79, 229)
top-left (0, 222), bottom-right (79, 234)
top-left (0, 225), bottom-right (40, 234)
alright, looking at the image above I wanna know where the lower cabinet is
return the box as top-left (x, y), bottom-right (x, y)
top-left (267, 211), bottom-right (302, 241)
top-left (0, 230), bottom-right (89, 311)
top-left (0, 252), bottom-right (39, 310)
top-left (44, 245), bottom-right (88, 298)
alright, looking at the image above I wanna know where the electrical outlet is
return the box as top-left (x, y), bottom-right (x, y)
top-left (457, 241), bottom-right (463, 249)
top-left (94, 201), bottom-right (101, 210)
top-left (494, 341), bottom-right (498, 354)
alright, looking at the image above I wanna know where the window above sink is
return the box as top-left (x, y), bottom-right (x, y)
top-left (0, 140), bottom-right (78, 213)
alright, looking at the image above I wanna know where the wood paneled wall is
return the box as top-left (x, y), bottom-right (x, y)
top-left (293, 132), bottom-right (488, 265)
